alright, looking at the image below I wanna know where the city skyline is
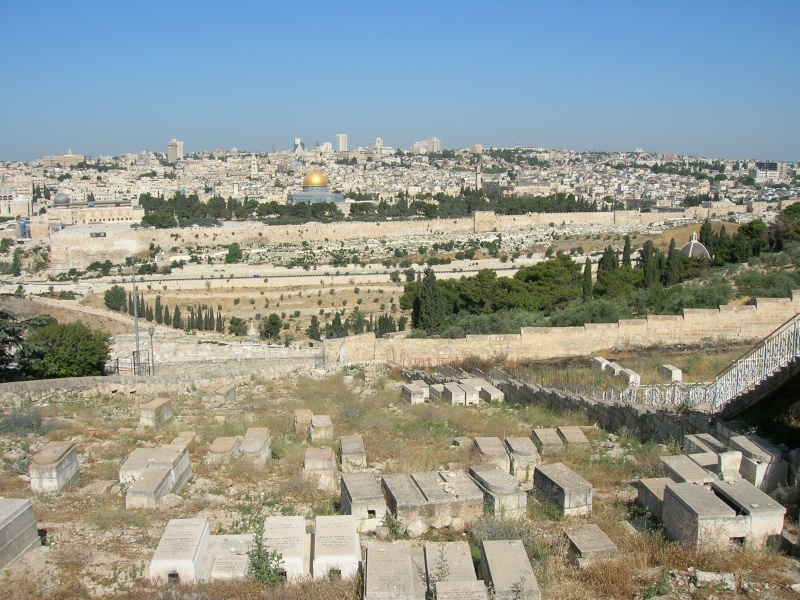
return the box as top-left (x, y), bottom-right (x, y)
top-left (1, 1), bottom-right (799, 162)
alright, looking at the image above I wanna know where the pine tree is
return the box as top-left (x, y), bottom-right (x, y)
top-left (173, 306), bottom-right (182, 329)
top-left (582, 258), bottom-right (593, 300)
top-left (622, 235), bottom-right (632, 268)
top-left (155, 296), bottom-right (163, 324)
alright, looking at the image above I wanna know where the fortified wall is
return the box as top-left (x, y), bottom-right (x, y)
top-left (44, 201), bottom-right (786, 271)
top-left (324, 292), bottom-right (800, 367)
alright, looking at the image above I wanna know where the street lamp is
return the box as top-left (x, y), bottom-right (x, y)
top-left (148, 325), bottom-right (155, 375)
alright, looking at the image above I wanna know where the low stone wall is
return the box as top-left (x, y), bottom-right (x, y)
top-left (325, 292), bottom-right (800, 367)
top-left (0, 356), bottom-right (314, 406)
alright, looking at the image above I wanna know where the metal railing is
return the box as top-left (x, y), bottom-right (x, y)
top-left (483, 313), bottom-right (800, 412)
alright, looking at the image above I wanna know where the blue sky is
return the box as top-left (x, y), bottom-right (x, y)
top-left (2, 1), bottom-right (798, 161)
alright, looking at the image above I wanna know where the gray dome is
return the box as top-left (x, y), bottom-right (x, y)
top-left (679, 232), bottom-right (710, 259)
top-left (53, 192), bottom-right (70, 205)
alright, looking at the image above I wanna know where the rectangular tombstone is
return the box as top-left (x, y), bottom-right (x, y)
top-left (531, 428), bottom-right (564, 456)
top-left (434, 581), bottom-right (489, 600)
top-left (412, 472), bottom-right (454, 527)
top-left (139, 397), bottom-right (172, 428)
top-left (683, 434), bottom-right (719, 456)
top-left (694, 433), bottom-right (728, 455)
top-left (565, 524), bottom-right (618, 569)
top-left (262, 516), bottom-right (307, 582)
top-left (201, 384), bottom-right (236, 404)
top-left (591, 357), bottom-right (610, 373)
top-left (478, 385), bottom-right (504, 403)
top-left (688, 452), bottom-right (719, 474)
top-left (381, 474), bottom-right (427, 526)
top-left (309, 415), bottom-right (333, 442)
top-left (312, 515), bottom-right (360, 580)
top-left (425, 541), bottom-right (476, 584)
top-left (534, 463), bottom-right (593, 517)
top-left (294, 409), bottom-right (314, 435)
top-left (241, 428), bottom-right (271, 465)
top-left (207, 436), bottom-right (242, 465)
top-left (718, 451), bottom-right (742, 474)
top-left (200, 534), bottom-right (252, 581)
top-left (711, 479), bottom-right (786, 548)
top-left (660, 364), bottom-right (682, 383)
top-left (149, 518), bottom-right (211, 584)
top-left (469, 464), bottom-right (527, 519)
top-left (364, 541), bottom-right (415, 600)
top-left (402, 383), bottom-right (427, 405)
top-left (740, 456), bottom-right (788, 492)
top-left (636, 477), bottom-right (673, 520)
top-left (302, 446), bottom-right (337, 492)
top-left (29, 441), bottom-right (79, 492)
top-left (480, 539), bottom-right (541, 600)
top-left (457, 377), bottom-right (490, 391)
top-left (473, 437), bottom-right (511, 472)
top-left (411, 380), bottom-right (430, 400)
top-left (438, 470), bottom-right (485, 522)
top-left (0, 498), bottom-right (40, 571)
top-left (556, 426), bottom-right (590, 450)
top-left (458, 384), bottom-right (480, 406)
top-left (171, 431), bottom-right (196, 449)
top-left (341, 473), bottom-right (387, 533)
top-left (659, 455), bottom-right (715, 485)
top-left (728, 435), bottom-right (782, 464)
top-left (442, 383), bottom-right (466, 406)
top-left (119, 445), bottom-right (191, 491)
top-left (125, 466), bottom-right (173, 509)
top-left (340, 434), bottom-right (367, 472)
top-left (429, 384), bottom-right (445, 401)
top-left (602, 362), bottom-right (623, 376)
top-left (619, 368), bottom-right (640, 387)
top-left (662, 483), bottom-right (749, 548)
top-left (504, 437), bottom-right (541, 482)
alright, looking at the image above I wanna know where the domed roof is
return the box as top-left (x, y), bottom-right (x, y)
top-left (302, 170), bottom-right (327, 187)
top-left (53, 192), bottom-right (70, 205)
top-left (679, 231), bottom-right (711, 259)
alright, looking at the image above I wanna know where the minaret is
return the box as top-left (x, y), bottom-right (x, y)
top-left (250, 155), bottom-right (258, 178)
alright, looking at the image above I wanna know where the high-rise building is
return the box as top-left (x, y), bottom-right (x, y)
top-left (429, 137), bottom-right (441, 153)
top-left (166, 139), bottom-right (184, 163)
top-left (294, 138), bottom-right (304, 152)
top-left (336, 133), bottom-right (348, 152)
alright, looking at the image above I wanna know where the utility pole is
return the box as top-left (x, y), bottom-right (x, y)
top-left (131, 261), bottom-right (141, 375)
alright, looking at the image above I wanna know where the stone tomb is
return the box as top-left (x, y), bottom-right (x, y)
top-left (149, 518), bottom-right (211, 584)
top-left (402, 383), bottom-right (427, 405)
top-left (341, 473), bottom-right (387, 533)
top-left (294, 409), bottom-right (313, 435)
top-left (688, 452), bottom-right (719, 475)
top-left (262, 516), bottom-right (307, 581)
top-left (382, 474), bottom-right (428, 526)
top-left (201, 384), bottom-right (236, 404)
top-left (340, 434), bottom-right (367, 472)
top-left (302, 447), bottom-right (337, 492)
top-left (556, 426), bottom-right (591, 450)
top-left (480, 539), bottom-right (540, 600)
top-left (171, 431), bottom-right (196, 449)
top-left (200, 534), bottom-right (252, 581)
top-left (659, 455), bottom-right (715, 485)
top-left (411, 380), bottom-right (430, 400)
top-left (120, 445), bottom-right (192, 508)
top-left (438, 470), bottom-right (485, 522)
top-left (425, 541), bottom-right (477, 585)
top-left (206, 436), bottom-right (242, 465)
top-left (469, 464), bottom-right (527, 519)
top-left (458, 384), bottom-right (480, 406)
top-left (662, 483), bottom-right (749, 548)
top-left (479, 384), bottom-right (504, 403)
top-left (531, 428), bottom-right (564, 456)
top-left (435, 581), bottom-right (490, 600)
top-left (473, 437), bottom-right (511, 472)
top-left (591, 357), bottom-right (610, 372)
top-left (309, 415), bottom-right (334, 442)
top-left (29, 441), bottom-right (79, 492)
top-left (240, 428), bottom-right (271, 465)
top-left (412, 472), bottom-right (456, 529)
top-left (364, 540), bottom-right (418, 600)
top-left (429, 384), bottom-right (445, 401)
top-left (660, 364), bottom-right (682, 383)
top-left (504, 437), bottom-right (541, 482)
top-left (139, 397), bottom-right (172, 428)
top-left (0, 498), bottom-right (40, 571)
top-left (312, 515), bottom-right (360, 579)
top-left (728, 434), bottom-right (788, 492)
top-left (442, 383), bottom-right (466, 406)
top-left (636, 477), bottom-right (674, 520)
top-left (684, 433), bottom-right (727, 455)
top-left (565, 524), bottom-right (618, 569)
top-left (711, 479), bottom-right (786, 548)
top-left (533, 463), bottom-right (593, 517)
top-left (126, 466), bottom-right (174, 508)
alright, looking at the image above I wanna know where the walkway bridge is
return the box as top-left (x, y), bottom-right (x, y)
top-left (448, 314), bottom-right (800, 419)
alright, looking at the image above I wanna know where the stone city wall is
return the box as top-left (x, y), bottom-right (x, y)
top-left (324, 292), bottom-right (800, 367)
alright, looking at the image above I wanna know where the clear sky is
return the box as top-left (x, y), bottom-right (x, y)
top-left (2, 1), bottom-right (799, 162)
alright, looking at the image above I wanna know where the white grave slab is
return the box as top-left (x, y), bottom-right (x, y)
top-left (150, 518), bottom-right (211, 584)
top-left (313, 515), bottom-right (360, 580)
top-left (263, 516), bottom-right (307, 581)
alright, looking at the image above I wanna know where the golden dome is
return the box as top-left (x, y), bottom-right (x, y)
top-left (302, 170), bottom-right (327, 187)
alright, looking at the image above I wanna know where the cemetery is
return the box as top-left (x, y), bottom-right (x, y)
top-left (1, 362), bottom-right (800, 599)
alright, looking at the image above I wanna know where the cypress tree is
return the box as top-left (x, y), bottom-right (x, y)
top-left (128, 293), bottom-right (134, 316)
top-left (665, 239), bottom-right (681, 285)
top-left (155, 296), bottom-right (163, 324)
top-left (582, 258), bottom-right (593, 300)
top-left (414, 268), bottom-right (444, 332)
top-left (216, 313), bottom-right (223, 332)
top-left (622, 235), bottom-right (632, 268)
top-left (173, 306), bottom-right (182, 329)
top-left (187, 309), bottom-right (194, 331)
top-left (163, 304), bottom-right (171, 326)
